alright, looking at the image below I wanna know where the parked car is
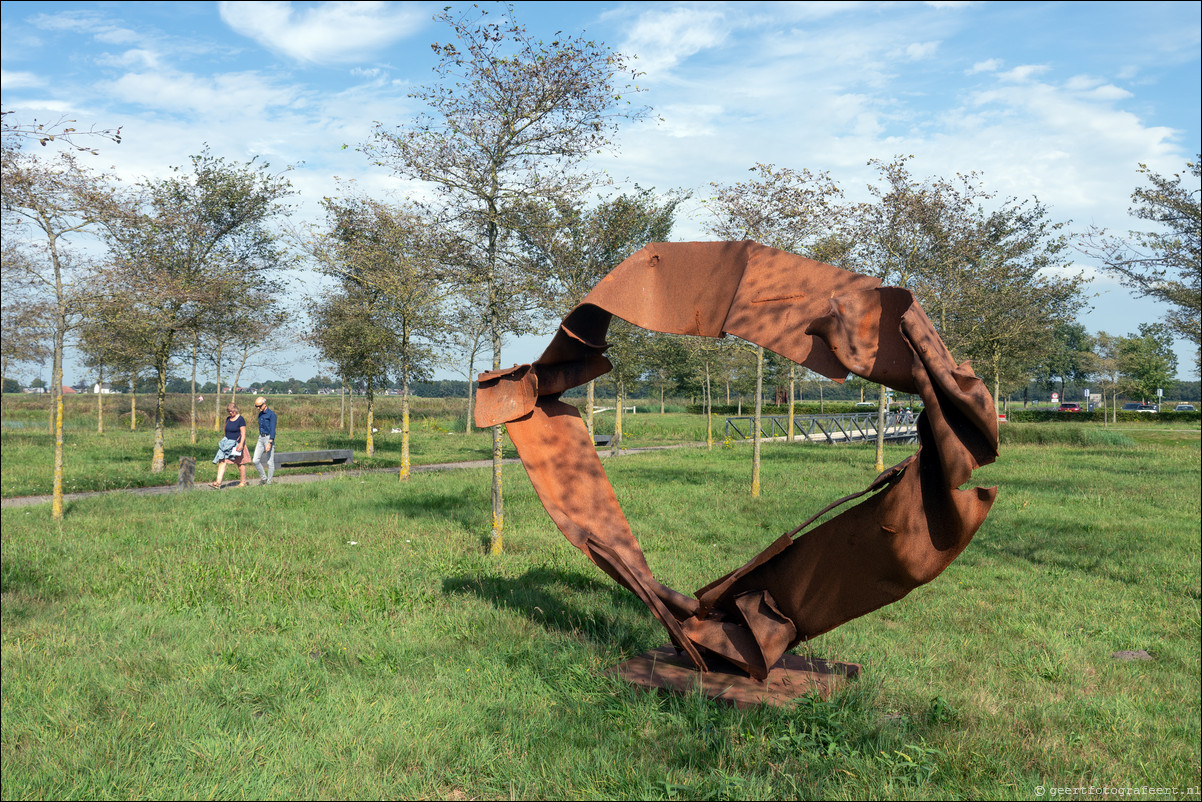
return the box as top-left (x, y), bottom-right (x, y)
top-left (1058, 402), bottom-right (1081, 412)
top-left (1175, 403), bottom-right (1196, 412)
top-left (854, 402), bottom-right (876, 409)
top-left (1121, 402), bottom-right (1142, 411)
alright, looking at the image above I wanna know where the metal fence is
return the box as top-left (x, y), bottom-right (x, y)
top-left (724, 411), bottom-right (918, 444)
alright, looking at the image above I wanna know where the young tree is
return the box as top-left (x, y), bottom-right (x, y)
top-left (446, 292), bottom-right (489, 435)
top-left (1, 148), bottom-right (110, 518)
top-left (98, 148), bottom-right (294, 472)
top-left (1, 248), bottom-right (52, 398)
top-left (523, 187), bottom-right (687, 438)
top-left (227, 307), bottom-right (291, 407)
top-left (1080, 156), bottom-right (1200, 372)
top-left (706, 163), bottom-right (844, 493)
top-left (76, 291), bottom-right (146, 435)
top-left (1034, 321), bottom-right (1096, 400)
top-left (310, 195), bottom-right (447, 476)
top-left (604, 319), bottom-right (648, 455)
top-left (849, 157), bottom-right (988, 471)
top-left (1093, 332), bottom-right (1123, 423)
top-left (308, 288), bottom-right (397, 457)
top-left (1118, 323), bottom-right (1178, 403)
top-left (367, 5), bottom-right (648, 553)
top-left (941, 200), bottom-right (1088, 410)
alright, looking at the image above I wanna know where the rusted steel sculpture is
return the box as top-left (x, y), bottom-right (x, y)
top-left (476, 242), bottom-right (999, 681)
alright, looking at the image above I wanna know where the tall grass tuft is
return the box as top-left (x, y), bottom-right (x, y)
top-left (999, 423), bottom-right (1135, 447)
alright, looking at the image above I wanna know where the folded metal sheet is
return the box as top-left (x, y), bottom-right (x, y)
top-left (475, 241), bottom-right (999, 681)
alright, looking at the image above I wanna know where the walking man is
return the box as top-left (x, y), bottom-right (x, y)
top-left (252, 396), bottom-right (277, 486)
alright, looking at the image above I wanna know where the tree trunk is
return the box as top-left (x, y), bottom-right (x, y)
top-left (612, 378), bottom-right (624, 457)
top-left (586, 379), bottom-right (595, 441)
top-left (129, 374), bottom-right (137, 431)
top-left (213, 341), bottom-right (223, 432)
top-left (400, 358), bottom-right (411, 481)
top-left (365, 376), bottom-right (374, 458)
top-left (231, 357), bottom-right (247, 406)
top-left (348, 382), bottom-right (355, 438)
top-left (96, 365), bottom-right (104, 435)
top-left (51, 325), bottom-right (65, 520)
top-left (752, 346), bottom-right (763, 497)
top-left (487, 206), bottom-right (504, 556)
top-left (340, 375), bottom-right (346, 430)
top-left (464, 352), bottom-right (475, 434)
top-left (705, 360), bottom-right (713, 450)
top-left (190, 331), bottom-right (198, 445)
top-left (992, 344), bottom-right (1002, 415)
top-left (787, 363), bottom-right (795, 442)
top-left (874, 383), bottom-right (887, 474)
top-left (152, 360), bottom-right (167, 473)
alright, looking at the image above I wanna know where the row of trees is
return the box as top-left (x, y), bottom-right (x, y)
top-left (3, 6), bottom-right (1198, 538)
top-left (2, 131), bottom-right (295, 518)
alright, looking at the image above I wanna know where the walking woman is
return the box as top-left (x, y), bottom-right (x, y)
top-left (209, 402), bottom-right (251, 488)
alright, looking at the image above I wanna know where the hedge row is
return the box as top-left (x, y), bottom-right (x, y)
top-left (1004, 409), bottom-right (1201, 423)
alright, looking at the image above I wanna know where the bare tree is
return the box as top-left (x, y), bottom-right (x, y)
top-left (2, 106), bottom-right (121, 156)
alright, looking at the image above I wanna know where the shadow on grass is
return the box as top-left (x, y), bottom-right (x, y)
top-left (442, 566), bottom-right (654, 655)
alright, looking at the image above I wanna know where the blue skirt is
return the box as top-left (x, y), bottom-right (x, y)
top-left (213, 437), bottom-right (241, 464)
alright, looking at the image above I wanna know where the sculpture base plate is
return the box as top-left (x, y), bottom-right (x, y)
top-left (608, 645), bottom-right (861, 708)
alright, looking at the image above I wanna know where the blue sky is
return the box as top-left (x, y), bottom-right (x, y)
top-left (2, 1), bottom-right (1199, 386)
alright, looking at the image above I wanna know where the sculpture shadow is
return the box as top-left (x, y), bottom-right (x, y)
top-left (442, 566), bottom-right (655, 655)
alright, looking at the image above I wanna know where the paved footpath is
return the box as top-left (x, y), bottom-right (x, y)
top-left (0, 442), bottom-right (715, 510)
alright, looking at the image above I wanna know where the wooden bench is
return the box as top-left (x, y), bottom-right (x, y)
top-left (271, 449), bottom-right (354, 469)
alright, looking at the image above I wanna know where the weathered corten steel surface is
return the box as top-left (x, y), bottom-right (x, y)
top-left (476, 241), bottom-right (999, 681)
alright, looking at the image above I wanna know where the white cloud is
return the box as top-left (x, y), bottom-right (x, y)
top-left (903, 41), bottom-right (940, 60)
top-left (218, 1), bottom-right (426, 64)
top-left (30, 9), bottom-right (141, 45)
top-left (969, 58), bottom-right (1002, 74)
top-left (93, 26), bottom-right (142, 46)
top-left (95, 49), bottom-right (162, 70)
top-left (620, 7), bottom-right (730, 75)
top-left (1, 70), bottom-right (44, 89)
top-left (102, 69), bottom-right (305, 118)
top-left (999, 64), bottom-right (1049, 82)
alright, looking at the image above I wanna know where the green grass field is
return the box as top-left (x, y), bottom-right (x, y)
top-left (2, 408), bottom-right (1199, 799)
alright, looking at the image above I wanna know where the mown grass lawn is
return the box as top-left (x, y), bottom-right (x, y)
top-left (2, 428), bottom-right (1198, 799)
